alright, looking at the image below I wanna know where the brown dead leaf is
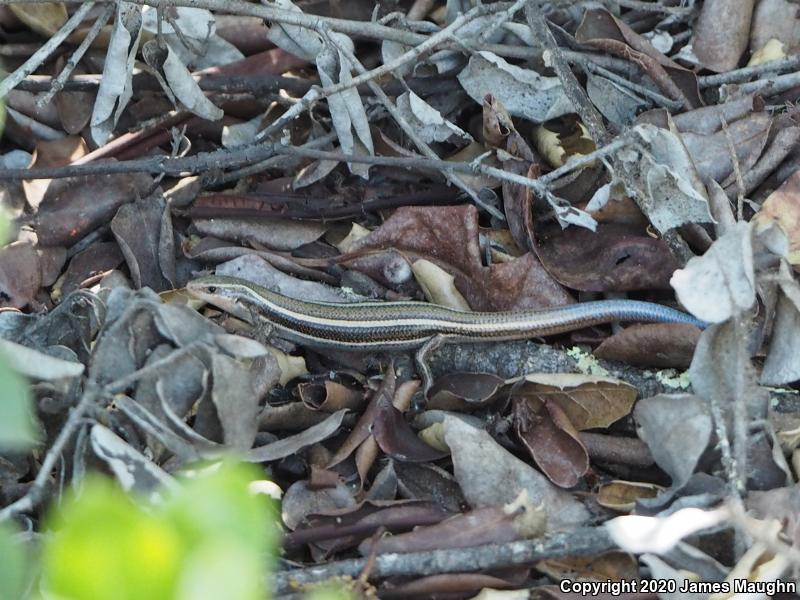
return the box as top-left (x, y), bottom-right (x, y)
top-left (298, 380), bottom-right (365, 411)
top-left (533, 222), bottom-right (679, 292)
top-left (111, 194), bottom-right (175, 291)
top-left (514, 397), bottom-right (589, 488)
top-left (347, 205), bottom-right (573, 310)
top-left (286, 500), bottom-right (450, 551)
top-left (575, 8), bottom-right (702, 108)
top-left (36, 172), bottom-right (153, 247)
top-left (0, 241), bottom-right (41, 308)
top-left (482, 94), bottom-right (539, 251)
top-left (692, 0), bottom-right (755, 73)
top-left (512, 374), bottom-right (637, 431)
top-left (356, 503), bottom-right (538, 556)
top-left (594, 323), bottom-right (701, 369)
top-left (60, 241), bottom-right (124, 295)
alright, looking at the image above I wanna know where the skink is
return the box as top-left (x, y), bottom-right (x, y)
top-left (187, 275), bottom-right (705, 363)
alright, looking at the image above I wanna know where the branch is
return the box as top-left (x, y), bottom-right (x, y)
top-left (0, 384), bottom-right (100, 522)
top-left (36, 2), bottom-right (114, 108)
top-left (0, 0), bottom-right (97, 99)
top-left (0, 135), bottom-right (631, 204)
top-left (272, 527), bottom-right (615, 594)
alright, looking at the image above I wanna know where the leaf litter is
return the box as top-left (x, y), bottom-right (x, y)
top-left (1, 0), bottom-right (800, 597)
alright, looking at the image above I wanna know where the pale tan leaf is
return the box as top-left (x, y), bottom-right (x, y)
top-left (9, 2), bottom-right (67, 37)
top-left (513, 373), bottom-right (637, 430)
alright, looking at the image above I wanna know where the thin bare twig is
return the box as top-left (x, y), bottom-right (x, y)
top-left (582, 61), bottom-right (683, 111)
top-left (0, 1), bottom-right (96, 99)
top-left (700, 54), bottom-right (800, 88)
top-left (323, 25), bottom-right (505, 220)
top-left (0, 384), bottom-right (100, 522)
top-left (37, 3), bottom-right (115, 108)
top-left (0, 134), bottom-right (632, 205)
top-left (254, 1), bottom-right (509, 143)
top-left (524, 1), bottom-right (610, 144)
top-left (272, 527), bottom-right (616, 593)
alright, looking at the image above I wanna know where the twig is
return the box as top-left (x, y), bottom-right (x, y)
top-left (36, 2), bottom-right (114, 108)
top-left (254, 1), bottom-right (510, 143)
top-left (0, 135), bottom-right (631, 204)
top-left (215, 132), bottom-right (338, 184)
top-left (272, 527), bottom-right (615, 593)
top-left (723, 68), bottom-right (800, 98)
top-left (524, 1), bottom-right (610, 144)
top-left (0, 384), bottom-right (100, 522)
top-left (322, 26), bottom-right (505, 220)
top-left (700, 54), bottom-right (800, 88)
top-left (582, 61), bottom-right (683, 111)
top-left (719, 115), bottom-right (745, 220)
top-left (0, 1), bottom-right (96, 99)
top-left (611, 0), bottom-right (695, 14)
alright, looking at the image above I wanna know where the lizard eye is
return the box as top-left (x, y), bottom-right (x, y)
top-left (207, 286), bottom-right (217, 293)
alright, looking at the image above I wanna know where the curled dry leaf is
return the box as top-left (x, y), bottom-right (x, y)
top-left (411, 259), bottom-right (471, 310)
top-left (620, 124), bottom-right (713, 234)
top-left (427, 372), bottom-right (505, 411)
top-left (0, 338), bottom-right (84, 380)
top-left (482, 94), bottom-right (538, 250)
top-left (90, 424), bottom-right (176, 500)
top-left (142, 40), bottom-right (223, 121)
top-left (91, 2), bottom-right (142, 145)
top-left (111, 194), bottom-right (175, 291)
top-left (575, 8), bottom-right (702, 108)
top-left (596, 480), bottom-right (663, 512)
top-left (243, 409), bottom-right (348, 463)
top-left (357, 492), bottom-right (544, 556)
top-left (396, 91), bottom-right (471, 144)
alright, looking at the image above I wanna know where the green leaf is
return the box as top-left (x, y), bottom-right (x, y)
top-left (0, 354), bottom-right (38, 449)
top-left (166, 462), bottom-right (279, 560)
top-left (0, 522), bottom-right (29, 600)
top-left (41, 476), bottom-right (184, 600)
top-left (40, 463), bottom-right (279, 600)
